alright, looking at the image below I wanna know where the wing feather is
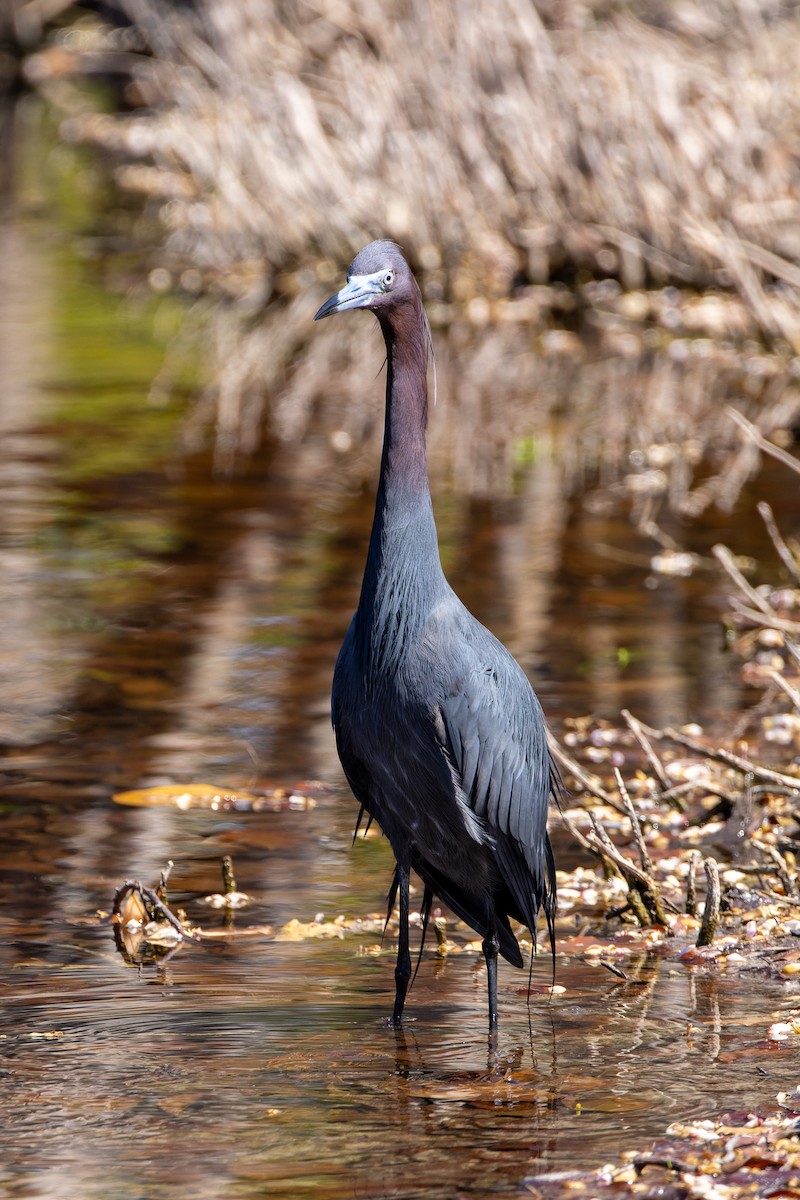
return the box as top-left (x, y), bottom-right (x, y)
top-left (428, 608), bottom-right (556, 939)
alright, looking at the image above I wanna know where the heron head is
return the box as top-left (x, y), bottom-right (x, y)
top-left (314, 241), bottom-right (415, 321)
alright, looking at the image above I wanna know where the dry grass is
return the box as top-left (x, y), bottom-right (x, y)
top-left (24, 0), bottom-right (800, 497)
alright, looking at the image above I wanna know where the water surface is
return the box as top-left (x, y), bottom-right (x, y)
top-left (1, 120), bottom-right (798, 1200)
top-left (1, 795), bottom-right (795, 1200)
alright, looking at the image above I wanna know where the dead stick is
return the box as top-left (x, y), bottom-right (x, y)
top-left (589, 812), bottom-right (620, 858)
top-left (685, 850), bottom-right (699, 917)
top-left (222, 855), bottom-right (238, 895)
top-left (764, 667), bottom-right (800, 712)
top-left (727, 407), bottom-right (800, 478)
top-left (587, 819), bottom-right (674, 922)
top-left (559, 809), bottom-right (597, 855)
top-left (659, 780), bottom-right (738, 808)
top-left (112, 880), bottom-right (189, 938)
top-left (713, 544), bottom-right (776, 619)
top-left (624, 887), bottom-right (652, 928)
top-left (784, 638), bottom-right (800, 672)
top-left (157, 860), bottom-right (174, 905)
top-left (758, 502), bottom-right (800, 585)
top-left (636, 720), bottom-right (800, 792)
top-left (621, 709), bottom-right (673, 798)
top-left (729, 602), bottom-right (800, 635)
top-left (751, 837), bottom-right (797, 898)
top-left (562, 809), bottom-right (624, 886)
top-left (696, 858), bottom-right (720, 947)
top-left (614, 767), bottom-right (653, 875)
top-left (585, 824), bottom-right (656, 896)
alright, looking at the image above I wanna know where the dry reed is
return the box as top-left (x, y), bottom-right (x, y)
top-left (23, 0), bottom-right (800, 494)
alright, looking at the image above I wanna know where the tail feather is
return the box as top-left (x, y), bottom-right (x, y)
top-left (412, 859), bottom-right (524, 967)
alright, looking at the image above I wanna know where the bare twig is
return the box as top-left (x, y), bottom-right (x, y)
top-left (727, 408), bottom-right (800, 479)
top-left (112, 880), bottom-right (192, 939)
top-left (659, 780), bottom-right (738, 809)
top-left (686, 849), bottom-right (700, 918)
top-left (728, 602), bottom-right (800, 635)
top-left (735, 237), bottom-right (800, 292)
top-left (586, 814), bottom-right (673, 925)
top-left (636, 720), bottom-right (800, 793)
top-left (751, 838), bottom-right (798, 898)
top-left (156, 859), bottom-right (173, 905)
top-left (784, 638), bottom-right (800, 673)
top-left (621, 708), bottom-right (683, 809)
top-left (614, 767), bottom-right (654, 876)
top-left (221, 855), bottom-right (238, 895)
top-left (758, 502), bottom-right (800, 585)
top-left (558, 808), bottom-right (595, 855)
top-left (589, 811), bottom-right (620, 857)
top-left (599, 960), bottom-right (628, 981)
top-left (764, 667), bottom-right (800, 712)
top-left (696, 858), bottom-right (721, 947)
top-left (713, 544), bottom-right (776, 620)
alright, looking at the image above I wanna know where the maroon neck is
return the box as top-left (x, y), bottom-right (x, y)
top-left (354, 291), bottom-right (445, 662)
top-left (376, 296), bottom-right (430, 499)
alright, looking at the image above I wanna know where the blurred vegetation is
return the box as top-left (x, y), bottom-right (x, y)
top-left (9, 0), bottom-right (800, 509)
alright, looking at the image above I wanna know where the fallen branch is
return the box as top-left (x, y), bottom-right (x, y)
top-left (785, 638), bottom-right (800, 673)
top-left (727, 407), bottom-right (800, 479)
top-left (618, 705), bottom-right (676, 811)
top-left (758, 501), bottom-right (800, 585)
top-left (685, 849), bottom-right (700, 917)
top-left (112, 879), bottom-right (194, 940)
top-left (751, 837), bottom-right (798, 899)
top-left (614, 767), bottom-right (654, 876)
top-left (636, 720), bottom-right (800, 793)
top-left (713, 543), bottom-right (777, 621)
top-left (728, 602), bottom-right (800, 635)
top-left (696, 857), bottom-right (721, 947)
top-left (763, 666), bottom-right (800, 712)
top-left (586, 813), bottom-right (673, 926)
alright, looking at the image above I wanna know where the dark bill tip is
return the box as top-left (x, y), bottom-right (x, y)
top-left (313, 293), bottom-right (342, 321)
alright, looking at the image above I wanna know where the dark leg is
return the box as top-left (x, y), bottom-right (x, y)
top-left (391, 862), bottom-right (412, 1026)
top-left (482, 930), bottom-right (500, 1031)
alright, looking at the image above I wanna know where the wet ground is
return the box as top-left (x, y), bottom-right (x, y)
top-left (1, 122), bottom-right (799, 1199)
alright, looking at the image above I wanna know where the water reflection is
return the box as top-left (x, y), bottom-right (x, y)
top-left (2, 118), bottom-right (799, 1200)
top-left (0, 785), bottom-right (793, 1200)
top-left (2, 159), bottom-right (791, 791)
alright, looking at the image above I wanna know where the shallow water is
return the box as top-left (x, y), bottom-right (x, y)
top-left (1, 117), bottom-right (799, 1199)
top-left (1, 796), bottom-right (796, 1200)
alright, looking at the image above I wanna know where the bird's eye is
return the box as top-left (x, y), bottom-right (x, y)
top-left (382, 270), bottom-right (394, 290)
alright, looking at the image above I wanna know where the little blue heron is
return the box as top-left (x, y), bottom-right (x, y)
top-left (314, 241), bottom-right (557, 1029)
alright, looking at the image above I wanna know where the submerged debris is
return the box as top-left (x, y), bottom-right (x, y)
top-left (203, 855), bottom-right (250, 910)
top-left (112, 781), bottom-right (322, 811)
top-left (110, 858), bottom-right (272, 965)
top-left (111, 876), bottom-right (196, 964)
top-left (525, 1093), bottom-right (800, 1199)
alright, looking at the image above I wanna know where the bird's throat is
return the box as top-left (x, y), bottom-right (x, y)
top-left (355, 304), bottom-right (444, 666)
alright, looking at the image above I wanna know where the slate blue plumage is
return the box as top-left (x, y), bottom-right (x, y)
top-left (315, 241), bottom-right (557, 1028)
